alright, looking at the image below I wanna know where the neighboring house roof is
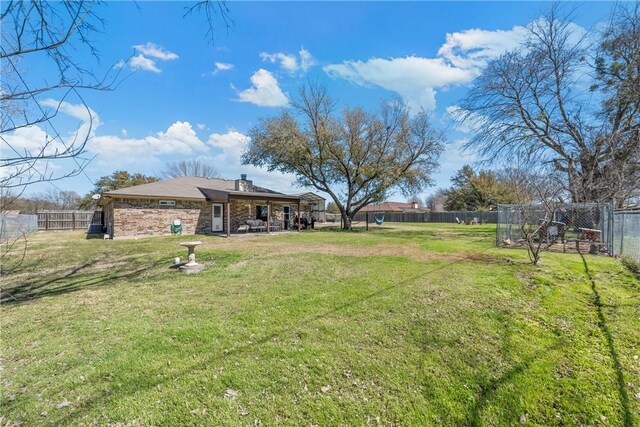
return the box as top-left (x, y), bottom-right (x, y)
top-left (101, 176), bottom-right (305, 204)
top-left (360, 202), bottom-right (421, 212)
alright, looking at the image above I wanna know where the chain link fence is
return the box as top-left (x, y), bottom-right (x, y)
top-left (613, 211), bottom-right (640, 262)
top-left (0, 214), bottom-right (38, 240)
top-left (496, 203), bottom-right (615, 255)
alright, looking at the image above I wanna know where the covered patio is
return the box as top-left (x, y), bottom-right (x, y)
top-left (199, 188), bottom-right (304, 236)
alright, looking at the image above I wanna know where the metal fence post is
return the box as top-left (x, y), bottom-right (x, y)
top-left (619, 212), bottom-right (625, 255)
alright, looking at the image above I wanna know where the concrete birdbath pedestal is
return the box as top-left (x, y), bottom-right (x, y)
top-left (179, 241), bottom-right (204, 274)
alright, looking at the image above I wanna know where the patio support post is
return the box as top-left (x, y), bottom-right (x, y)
top-left (226, 202), bottom-right (230, 237)
top-left (366, 212), bottom-right (369, 231)
top-left (267, 203), bottom-right (271, 235)
top-left (298, 201), bottom-right (301, 232)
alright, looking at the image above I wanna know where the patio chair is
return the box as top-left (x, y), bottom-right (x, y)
top-left (247, 220), bottom-right (266, 232)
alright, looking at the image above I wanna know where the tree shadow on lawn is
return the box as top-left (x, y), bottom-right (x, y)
top-left (467, 340), bottom-right (564, 426)
top-left (0, 258), bottom-right (166, 306)
top-left (51, 259), bottom-right (468, 424)
top-left (580, 254), bottom-right (633, 427)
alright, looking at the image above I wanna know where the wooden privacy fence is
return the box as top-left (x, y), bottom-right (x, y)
top-left (352, 211), bottom-right (498, 224)
top-left (37, 210), bottom-right (102, 231)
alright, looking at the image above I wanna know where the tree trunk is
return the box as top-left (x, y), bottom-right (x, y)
top-left (340, 211), bottom-right (352, 230)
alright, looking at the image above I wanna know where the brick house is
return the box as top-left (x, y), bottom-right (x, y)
top-left (99, 175), bottom-right (324, 239)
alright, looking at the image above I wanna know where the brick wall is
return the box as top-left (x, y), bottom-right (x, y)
top-left (111, 198), bottom-right (215, 238)
top-left (109, 197), bottom-right (299, 238)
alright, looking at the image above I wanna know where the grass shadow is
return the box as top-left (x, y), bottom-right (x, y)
top-left (1, 259), bottom-right (166, 306)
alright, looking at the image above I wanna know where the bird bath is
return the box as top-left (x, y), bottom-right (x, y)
top-left (178, 241), bottom-right (204, 273)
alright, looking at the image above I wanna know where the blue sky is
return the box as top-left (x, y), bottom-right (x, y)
top-left (8, 1), bottom-right (615, 201)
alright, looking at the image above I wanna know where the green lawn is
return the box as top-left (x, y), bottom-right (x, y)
top-left (1, 223), bottom-right (639, 426)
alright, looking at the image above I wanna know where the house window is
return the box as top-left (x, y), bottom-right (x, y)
top-left (159, 200), bottom-right (176, 206)
top-left (256, 205), bottom-right (268, 221)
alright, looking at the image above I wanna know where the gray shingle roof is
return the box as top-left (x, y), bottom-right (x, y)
top-left (102, 176), bottom-right (237, 200)
top-left (101, 176), bottom-right (305, 203)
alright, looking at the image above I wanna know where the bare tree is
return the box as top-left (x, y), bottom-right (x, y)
top-left (511, 173), bottom-right (567, 265)
top-left (161, 159), bottom-right (220, 179)
top-left (1, 1), bottom-right (233, 192)
top-left (424, 189), bottom-right (447, 212)
top-left (456, 4), bottom-right (640, 206)
top-left (243, 84), bottom-right (445, 230)
top-left (0, 1), bottom-right (129, 190)
top-left (38, 188), bottom-right (81, 210)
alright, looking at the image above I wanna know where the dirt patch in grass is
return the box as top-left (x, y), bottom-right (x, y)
top-left (218, 240), bottom-right (498, 263)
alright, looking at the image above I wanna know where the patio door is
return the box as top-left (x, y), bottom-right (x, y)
top-left (212, 203), bottom-right (223, 232)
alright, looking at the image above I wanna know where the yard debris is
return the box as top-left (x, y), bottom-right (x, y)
top-left (635, 392), bottom-right (640, 400)
top-left (56, 400), bottom-right (71, 409)
top-left (224, 388), bottom-right (239, 400)
top-left (40, 412), bottom-right (48, 417)
top-left (519, 413), bottom-right (527, 424)
top-left (189, 408), bottom-right (206, 416)
top-left (320, 385), bottom-right (331, 393)
top-left (343, 370), bottom-right (352, 378)
top-left (239, 407), bottom-right (249, 416)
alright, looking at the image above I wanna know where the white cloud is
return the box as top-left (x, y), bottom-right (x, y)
top-left (299, 47), bottom-right (315, 72)
top-left (197, 123), bottom-right (207, 130)
top-left (437, 26), bottom-right (527, 70)
top-left (127, 42), bottom-right (178, 73)
top-left (324, 20), bottom-right (586, 112)
top-left (2, 99), bottom-right (298, 193)
top-left (207, 130), bottom-right (250, 160)
top-left (205, 131), bottom-right (297, 192)
top-left (132, 42), bottom-right (179, 61)
top-left (211, 62), bottom-right (234, 75)
top-left (39, 98), bottom-right (100, 147)
top-left (40, 98), bottom-right (99, 125)
top-left (236, 69), bottom-right (289, 107)
top-left (130, 54), bottom-right (162, 73)
top-left (90, 121), bottom-right (208, 160)
top-left (259, 48), bottom-right (316, 74)
top-left (260, 52), bottom-right (298, 73)
top-left (325, 56), bottom-right (472, 112)
top-left (1, 124), bottom-right (62, 158)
